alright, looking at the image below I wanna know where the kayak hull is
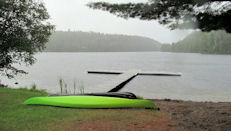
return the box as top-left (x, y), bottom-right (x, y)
top-left (24, 96), bottom-right (158, 109)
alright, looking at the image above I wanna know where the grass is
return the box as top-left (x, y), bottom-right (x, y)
top-left (0, 86), bottom-right (171, 130)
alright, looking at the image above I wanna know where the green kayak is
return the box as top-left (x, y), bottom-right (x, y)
top-left (24, 93), bottom-right (158, 109)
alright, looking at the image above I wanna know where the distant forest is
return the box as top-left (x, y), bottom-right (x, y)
top-left (45, 30), bottom-right (231, 54)
top-left (161, 30), bottom-right (231, 54)
top-left (44, 31), bottom-right (161, 52)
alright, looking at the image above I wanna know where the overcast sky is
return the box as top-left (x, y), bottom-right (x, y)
top-left (43, 0), bottom-right (192, 43)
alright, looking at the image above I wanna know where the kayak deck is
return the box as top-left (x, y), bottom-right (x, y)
top-left (24, 95), bottom-right (158, 109)
top-left (49, 92), bottom-right (138, 99)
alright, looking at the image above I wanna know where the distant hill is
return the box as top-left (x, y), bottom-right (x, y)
top-left (161, 30), bottom-right (231, 54)
top-left (44, 31), bottom-right (161, 52)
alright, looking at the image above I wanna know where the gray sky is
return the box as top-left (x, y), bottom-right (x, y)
top-left (43, 0), bottom-right (192, 43)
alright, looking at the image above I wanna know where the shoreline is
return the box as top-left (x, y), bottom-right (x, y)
top-left (151, 99), bottom-right (231, 130)
top-left (1, 87), bottom-right (230, 130)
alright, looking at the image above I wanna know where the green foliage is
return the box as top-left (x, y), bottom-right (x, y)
top-left (0, 0), bottom-right (54, 78)
top-left (44, 31), bottom-right (161, 52)
top-left (161, 30), bottom-right (231, 54)
top-left (88, 0), bottom-right (231, 33)
top-left (0, 0), bottom-right (5, 7)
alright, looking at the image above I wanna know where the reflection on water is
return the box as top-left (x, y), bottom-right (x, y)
top-left (2, 52), bottom-right (231, 102)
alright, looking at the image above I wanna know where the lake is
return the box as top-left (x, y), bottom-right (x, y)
top-left (2, 52), bottom-right (231, 102)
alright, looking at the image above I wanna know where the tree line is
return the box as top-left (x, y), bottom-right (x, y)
top-left (161, 30), bottom-right (231, 54)
top-left (44, 31), bottom-right (161, 52)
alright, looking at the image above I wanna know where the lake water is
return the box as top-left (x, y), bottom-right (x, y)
top-left (2, 52), bottom-right (231, 102)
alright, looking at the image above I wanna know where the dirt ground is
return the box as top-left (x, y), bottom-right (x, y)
top-left (153, 99), bottom-right (231, 131)
top-left (52, 99), bottom-right (231, 131)
top-left (52, 109), bottom-right (177, 131)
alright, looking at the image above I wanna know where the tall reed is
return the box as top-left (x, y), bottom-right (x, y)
top-left (73, 80), bottom-right (77, 94)
top-left (79, 81), bottom-right (84, 94)
top-left (31, 83), bottom-right (37, 91)
top-left (64, 83), bottom-right (68, 94)
top-left (59, 78), bottom-right (63, 94)
top-left (58, 78), bottom-right (85, 94)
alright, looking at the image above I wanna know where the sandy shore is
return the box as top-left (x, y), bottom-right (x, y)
top-left (152, 99), bottom-right (231, 131)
